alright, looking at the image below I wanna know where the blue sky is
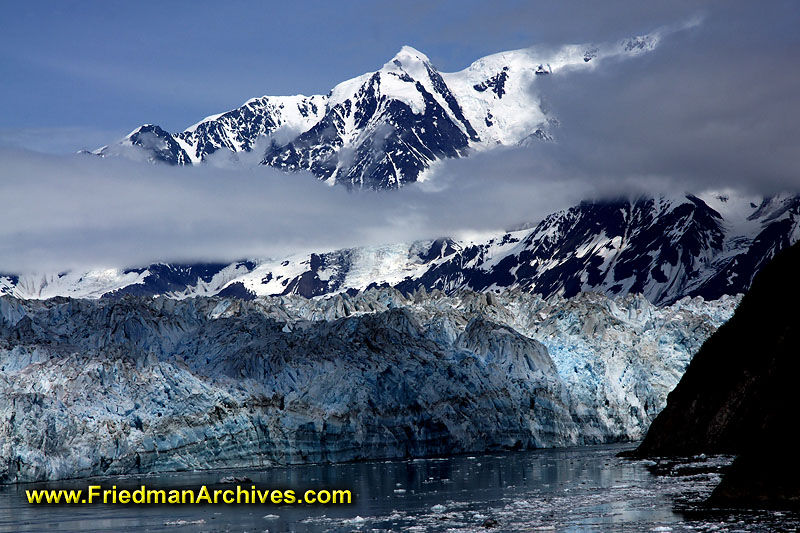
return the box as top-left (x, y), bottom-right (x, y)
top-left (0, 0), bottom-right (709, 152)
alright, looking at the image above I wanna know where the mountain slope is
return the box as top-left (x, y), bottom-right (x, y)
top-left (3, 193), bottom-right (798, 304)
top-left (633, 240), bottom-right (800, 457)
top-left (94, 35), bottom-right (663, 189)
top-left (630, 240), bottom-right (800, 507)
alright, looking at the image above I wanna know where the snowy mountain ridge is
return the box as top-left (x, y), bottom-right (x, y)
top-left (94, 33), bottom-right (663, 188)
top-left (3, 192), bottom-right (798, 305)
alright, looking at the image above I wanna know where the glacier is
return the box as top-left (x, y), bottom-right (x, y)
top-left (0, 288), bottom-right (737, 483)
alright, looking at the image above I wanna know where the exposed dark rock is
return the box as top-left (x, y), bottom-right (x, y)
top-left (216, 282), bottom-right (256, 300)
top-left (630, 241), bottom-right (800, 508)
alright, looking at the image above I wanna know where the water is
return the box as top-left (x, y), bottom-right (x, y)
top-left (0, 444), bottom-right (797, 532)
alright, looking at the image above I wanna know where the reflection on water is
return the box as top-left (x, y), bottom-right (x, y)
top-left (0, 443), bottom-right (797, 532)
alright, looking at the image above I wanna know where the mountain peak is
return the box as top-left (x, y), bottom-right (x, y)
top-left (95, 31), bottom-right (673, 189)
top-left (390, 45), bottom-right (430, 65)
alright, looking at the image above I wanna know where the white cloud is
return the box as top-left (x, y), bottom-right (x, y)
top-left (2, 1), bottom-right (798, 273)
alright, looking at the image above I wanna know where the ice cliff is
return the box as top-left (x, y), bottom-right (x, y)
top-left (0, 289), bottom-right (737, 483)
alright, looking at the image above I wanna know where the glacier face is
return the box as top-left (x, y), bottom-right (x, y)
top-left (0, 289), bottom-right (737, 483)
top-left (3, 193), bottom-right (798, 306)
top-left (94, 34), bottom-right (662, 189)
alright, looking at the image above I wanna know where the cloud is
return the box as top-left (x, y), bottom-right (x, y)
top-left (0, 145), bottom-right (595, 272)
top-left (1, 1), bottom-right (798, 273)
top-left (425, 0), bottom-right (800, 199)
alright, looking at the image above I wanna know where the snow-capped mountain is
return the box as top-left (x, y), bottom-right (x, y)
top-left (94, 35), bottom-right (662, 189)
top-left (4, 193), bottom-right (798, 304)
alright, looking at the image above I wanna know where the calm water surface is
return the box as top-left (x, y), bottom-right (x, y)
top-left (1, 443), bottom-right (797, 532)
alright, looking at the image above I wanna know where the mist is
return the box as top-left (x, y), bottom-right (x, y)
top-left (0, 142), bottom-right (620, 272)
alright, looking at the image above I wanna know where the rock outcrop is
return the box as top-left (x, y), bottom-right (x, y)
top-left (631, 242), bottom-right (800, 508)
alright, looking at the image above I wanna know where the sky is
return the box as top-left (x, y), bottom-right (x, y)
top-left (0, 0), bottom-right (799, 271)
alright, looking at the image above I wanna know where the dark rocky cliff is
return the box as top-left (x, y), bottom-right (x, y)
top-left (631, 241), bottom-right (800, 507)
